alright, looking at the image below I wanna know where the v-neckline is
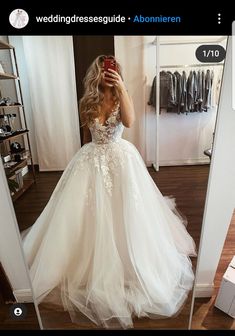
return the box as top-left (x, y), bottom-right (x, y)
top-left (96, 103), bottom-right (120, 127)
top-left (97, 111), bottom-right (116, 127)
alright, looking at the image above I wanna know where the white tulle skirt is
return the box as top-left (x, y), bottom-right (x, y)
top-left (22, 139), bottom-right (196, 329)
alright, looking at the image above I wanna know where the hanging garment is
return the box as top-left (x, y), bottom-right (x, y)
top-left (209, 70), bottom-right (214, 107)
top-left (211, 68), bottom-right (222, 107)
top-left (192, 71), bottom-right (198, 112)
top-left (148, 76), bottom-right (156, 108)
top-left (22, 104), bottom-right (196, 329)
top-left (166, 72), bottom-right (178, 112)
top-left (186, 70), bottom-right (198, 113)
top-left (203, 69), bottom-right (213, 111)
top-left (187, 71), bottom-right (194, 112)
top-left (196, 70), bottom-right (203, 112)
top-left (180, 71), bottom-right (188, 113)
top-left (174, 71), bottom-right (182, 114)
top-left (160, 71), bottom-right (175, 110)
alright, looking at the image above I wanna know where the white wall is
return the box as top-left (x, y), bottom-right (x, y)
top-left (0, 159), bottom-right (33, 302)
top-left (114, 36), bottom-right (147, 161)
top-left (194, 37), bottom-right (235, 297)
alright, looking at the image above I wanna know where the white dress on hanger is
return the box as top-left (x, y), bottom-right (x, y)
top-left (22, 104), bottom-right (196, 329)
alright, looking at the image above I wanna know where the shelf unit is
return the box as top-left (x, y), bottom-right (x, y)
top-left (0, 104), bottom-right (23, 109)
top-left (5, 157), bottom-right (29, 178)
top-left (0, 39), bottom-right (36, 201)
top-left (0, 73), bottom-right (18, 80)
top-left (0, 129), bottom-right (29, 141)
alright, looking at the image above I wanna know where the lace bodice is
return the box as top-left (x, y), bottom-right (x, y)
top-left (88, 106), bottom-right (124, 144)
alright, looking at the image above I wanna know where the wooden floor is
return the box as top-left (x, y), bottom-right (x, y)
top-left (191, 210), bottom-right (235, 330)
top-left (38, 293), bottom-right (194, 330)
top-left (12, 164), bottom-right (211, 329)
top-left (14, 171), bottom-right (62, 233)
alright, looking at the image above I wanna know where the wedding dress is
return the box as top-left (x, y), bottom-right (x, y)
top-left (22, 103), bottom-right (196, 329)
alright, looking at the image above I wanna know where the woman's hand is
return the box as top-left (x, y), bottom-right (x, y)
top-left (104, 69), bottom-right (135, 128)
top-left (104, 69), bottom-right (126, 93)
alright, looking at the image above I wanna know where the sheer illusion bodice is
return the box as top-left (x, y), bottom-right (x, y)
top-left (88, 104), bottom-right (124, 144)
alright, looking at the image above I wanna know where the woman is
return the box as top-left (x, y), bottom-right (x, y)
top-left (22, 55), bottom-right (196, 329)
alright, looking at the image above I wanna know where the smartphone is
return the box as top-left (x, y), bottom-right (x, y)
top-left (104, 58), bottom-right (117, 72)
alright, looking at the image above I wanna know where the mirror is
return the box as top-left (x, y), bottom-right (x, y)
top-left (190, 37), bottom-right (235, 329)
top-left (0, 35), bottom-right (228, 330)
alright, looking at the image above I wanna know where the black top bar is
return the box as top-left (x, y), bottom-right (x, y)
top-left (1, 5), bottom-right (234, 35)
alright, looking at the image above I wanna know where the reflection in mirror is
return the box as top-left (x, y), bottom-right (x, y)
top-left (190, 37), bottom-right (235, 330)
top-left (0, 35), bottom-right (226, 329)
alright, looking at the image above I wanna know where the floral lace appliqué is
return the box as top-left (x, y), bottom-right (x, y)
top-left (75, 142), bottom-right (125, 195)
top-left (74, 107), bottom-right (125, 195)
top-left (51, 107), bottom-right (130, 196)
top-left (89, 105), bottom-right (124, 145)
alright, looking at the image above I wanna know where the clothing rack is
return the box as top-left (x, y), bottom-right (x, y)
top-left (160, 63), bottom-right (224, 69)
top-left (151, 36), bottom-right (226, 172)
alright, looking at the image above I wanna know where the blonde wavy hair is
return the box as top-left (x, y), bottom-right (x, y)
top-left (79, 55), bottom-right (122, 127)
